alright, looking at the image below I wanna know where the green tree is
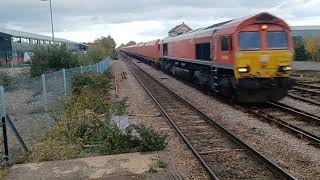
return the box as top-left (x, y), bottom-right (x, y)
top-left (304, 36), bottom-right (320, 62)
top-left (118, 43), bottom-right (126, 48)
top-left (125, 41), bottom-right (136, 47)
top-left (83, 35), bottom-right (117, 62)
top-left (294, 45), bottom-right (310, 61)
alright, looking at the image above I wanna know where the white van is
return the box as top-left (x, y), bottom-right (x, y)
top-left (23, 52), bottom-right (34, 63)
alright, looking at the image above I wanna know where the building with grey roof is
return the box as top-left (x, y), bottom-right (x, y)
top-left (290, 26), bottom-right (320, 47)
top-left (291, 26), bottom-right (320, 38)
top-left (0, 28), bottom-right (88, 63)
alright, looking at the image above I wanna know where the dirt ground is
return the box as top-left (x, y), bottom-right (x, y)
top-left (5, 152), bottom-right (177, 180)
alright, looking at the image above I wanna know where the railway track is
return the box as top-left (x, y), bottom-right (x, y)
top-left (243, 101), bottom-right (320, 147)
top-left (120, 53), bottom-right (296, 179)
top-left (289, 83), bottom-right (320, 106)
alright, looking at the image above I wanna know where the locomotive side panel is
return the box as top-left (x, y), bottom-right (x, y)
top-left (167, 39), bottom-right (195, 60)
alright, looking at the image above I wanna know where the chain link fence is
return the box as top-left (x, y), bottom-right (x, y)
top-left (0, 58), bottom-right (112, 165)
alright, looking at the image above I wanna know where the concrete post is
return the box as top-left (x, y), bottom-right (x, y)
top-left (62, 69), bottom-right (67, 96)
top-left (0, 86), bottom-right (7, 119)
top-left (41, 74), bottom-right (49, 128)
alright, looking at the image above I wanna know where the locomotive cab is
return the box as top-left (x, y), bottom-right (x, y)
top-left (234, 25), bottom-right (293, 79)
top-left (229, 14), bottom-right (295, 102)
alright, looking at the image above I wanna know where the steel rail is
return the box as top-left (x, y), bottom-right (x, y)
top-left (241, 101), bottom-right (320, 148)
top-left (121, 53), bottom-right (297, 180)
top-left (288, 83), bottom-right (320, 106)
top-left (266, 101), bottom-right (320, 125)
top-left (296, 83), bottom-right (320, 90)
top-left (293, 87), bottom-right (320, 95)
top-left (244, 106), bottom-right (320, 147)
top-left (288, 93), bottom-right (320, 106)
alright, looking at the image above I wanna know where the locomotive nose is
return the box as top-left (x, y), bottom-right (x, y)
top-left (234, 51), bottom-right (293, 78)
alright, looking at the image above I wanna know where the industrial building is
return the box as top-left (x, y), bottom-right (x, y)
top-left (291, 26), bottom-right (320, 38)
top-left (0, 28), bottom-right (88, 63)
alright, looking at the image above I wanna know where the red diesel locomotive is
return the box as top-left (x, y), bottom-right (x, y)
top-left (120, 12), bottom-right (295, 103)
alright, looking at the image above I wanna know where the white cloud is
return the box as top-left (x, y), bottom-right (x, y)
top-left (53, 20), bottom-right (167, 45)
top-left (0, 0), bottom-right (319, 45)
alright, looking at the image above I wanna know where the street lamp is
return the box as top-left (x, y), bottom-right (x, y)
top-left (41, 0), bottom-right (55, 42)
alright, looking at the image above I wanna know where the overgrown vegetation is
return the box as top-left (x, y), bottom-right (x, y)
top-left (0, 169), bottom-right (9, 180)
top-left (77, 36), bottom-right (117, 65)
top-left (30, 35), bottom-right (117, 77)
top-left (0, 71), bottom-right (14, 89)
top-left (30, 45), bottom-right (79, 77)
top-left (28, 71), bottom-right (166, 162)
top-left (148, 160), bottom-right (167, 173)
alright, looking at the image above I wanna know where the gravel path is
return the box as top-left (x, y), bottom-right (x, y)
top-left (280, 97), bottom-right (320, 116)
top-left (133, 59), bottom-right (320, 179)
top-left (111, 60), bottom-right (209, 180)
top-left (293, 61), bottom-right (320, 71)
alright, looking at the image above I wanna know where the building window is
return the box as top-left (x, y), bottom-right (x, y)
top-left (31, 39), bottom-right (37, 44)
top-left (21, 38), bottom-right (30, 44)
top-left (12, 37), bottom-right (21, 43)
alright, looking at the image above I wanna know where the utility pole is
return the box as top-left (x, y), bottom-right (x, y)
top-left (41, 0), bottom-right (55, 42)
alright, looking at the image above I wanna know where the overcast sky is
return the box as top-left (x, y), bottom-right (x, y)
top-left (0, 0), bottom-right (319, 46)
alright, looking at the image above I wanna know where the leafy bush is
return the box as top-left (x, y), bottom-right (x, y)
top-left (71, 73), bottom-right (98, 95)
top-left (90, 123), bottom-right (167, 155)
top-left (29, 35), bottom-right (116, 77)
top-left (30, 45), bottom-right (79, 77)
top-left (131, 124), bottom-right (167, 152)
top-left (76, 35), bottom-right (117, 65)
top-left (0, 71), bottom-right (14, 89)
top-left (71, 71), bottom-right (112, 95)
top-left (29, 71), bottom-right (166, 162)
top-left (112, 98), bottom-right (127, 116)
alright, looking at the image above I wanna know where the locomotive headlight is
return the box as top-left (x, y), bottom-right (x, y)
top-left (238, 67), bottom-right (250, 73)
top-left (279, 66), bottom-right (292, 72)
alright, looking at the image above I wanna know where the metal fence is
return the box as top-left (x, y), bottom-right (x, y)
top-left (0, 58), bottom-right (112, 166)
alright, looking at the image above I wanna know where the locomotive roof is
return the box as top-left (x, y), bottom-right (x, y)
top-left (162, 12), bottom-right (288, 43)
top-left (144, 39), bottom-right (160, 46)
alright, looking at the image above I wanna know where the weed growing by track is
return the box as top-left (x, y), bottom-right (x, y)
top-left (28, 71), bottom-right (166, 162)
top-left (148, 160), bottom-right (167, 173)
top-left (0, 71), bottom-right (15, 89)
